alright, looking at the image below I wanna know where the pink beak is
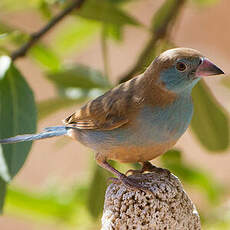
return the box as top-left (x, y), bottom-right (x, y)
top-left (196, 58), bottom-right (224, 77)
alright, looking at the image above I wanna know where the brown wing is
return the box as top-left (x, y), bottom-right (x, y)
top-left (64, 77), bottom-right (144, 130)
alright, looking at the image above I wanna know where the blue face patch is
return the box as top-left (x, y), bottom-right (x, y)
top-left (159, 57), bottom-right (201, 93)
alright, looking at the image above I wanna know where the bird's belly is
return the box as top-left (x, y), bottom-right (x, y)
top-left (69, 128), bottom-right (177, 163)
top-left (69, 101), bottom-right (193, 163)
top-left (69, 121), bottom-right (177, 155)
top-left (103, 140), bottom-right (177, 163)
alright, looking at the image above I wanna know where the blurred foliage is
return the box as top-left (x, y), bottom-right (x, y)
top-left (47, 64), bottom-right (111, 89)
top-left (191, 80), bottom-right (229, 151)
top-left (0, 0), bottom-right (229, 229)
top-left (5, 182), bottom-right (96, 228)
top-left (119, 0), bottom-right (186, 83)
top-left (0, 178), bottom-right (6, 214)
top-left (38, 97), bottom-right (84, 120)
top-left (77, 0), bottom-right (141, 26)
top-left (30, 43), bottom-right (61, 71)
top-left (87, 164), bottom-right (111, 219)
top-left (52, 18), bottom-right (100, 56)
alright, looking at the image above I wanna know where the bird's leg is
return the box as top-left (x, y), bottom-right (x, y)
top-left (126, 161), bottom-right (167, 175)
top-left (95, 153), bottom-right (149, 192)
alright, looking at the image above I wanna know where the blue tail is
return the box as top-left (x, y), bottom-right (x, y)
top-left (0, 126), bottom-right (68, 144)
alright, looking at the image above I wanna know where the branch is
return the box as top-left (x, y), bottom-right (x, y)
top-left (11, 0), bottom-right (86, 61)
top-left (101, 167), bottom-right (201, 229)
top-left (118, 0), bottom-right (186, 83)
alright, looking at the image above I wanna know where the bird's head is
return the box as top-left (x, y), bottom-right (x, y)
top-left (152, 48), bottom-right (224, 93)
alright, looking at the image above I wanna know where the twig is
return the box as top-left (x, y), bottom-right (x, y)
top-left (11, 0), bottom-right (86, 61)
top-left (118, 0), bottom-right (186, 84)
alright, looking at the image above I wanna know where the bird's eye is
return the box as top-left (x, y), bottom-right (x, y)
top-left (176, 62), bottom-right (187, 72)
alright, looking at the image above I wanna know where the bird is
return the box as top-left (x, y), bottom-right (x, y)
top-left (0, 47), bottom-right (224, 191)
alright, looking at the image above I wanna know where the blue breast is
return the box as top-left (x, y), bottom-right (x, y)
top-left (136, 94), bottom-right (193, 144)
top-left (78, 92), bottom-right (193, 150)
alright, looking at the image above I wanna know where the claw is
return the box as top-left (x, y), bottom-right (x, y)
top-left (107, 177), bottom-right (120, 184)
top-left (108, 174), bottom-right (151, 193)
top-left (125, 162), bottom-right (162, 176)
top-left (125, 169), bottom-right (143, 176)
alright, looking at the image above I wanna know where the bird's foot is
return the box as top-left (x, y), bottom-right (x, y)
top-left (125, 168), bottom-right (144, 176)
top-left (96, 157), bottom-right (165, 193)
top-left (126, 161), bottom-right (167, 176)
top-left (108, 174), bottom-right (150, 193)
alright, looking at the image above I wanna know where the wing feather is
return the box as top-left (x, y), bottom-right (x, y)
top-left (64, 77), bottom-right (144, 130)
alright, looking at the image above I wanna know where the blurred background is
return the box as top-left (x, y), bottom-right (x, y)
top-left (0, 0), bottom-right (230, 229)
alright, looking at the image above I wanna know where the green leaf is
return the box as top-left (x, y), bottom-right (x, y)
top-left (191, 80), bottom-right (229, 151)
top-left (0, 178), bottom-right (6, 214)
top-left (5, 183), bottom-right (97, 227)
top-left (87, 164), bottom-right (110, 219)
top-left (38, 0), bottom-right (53, 19)
top-left (47, 64), bottom-right (111, 90)
top-left (30, 43), bottom-right (61, 71)
top-left (160, 149), bottom-right (182, 164)
top-left (161, 150), bottom-right (223, 203)
top-left (77, 0), bottom-right (140, 26)
top-left (0, 22), bottom-right (28, 44)
top-left (105, 23), bottom-right (123, 41)
top-left (37, 97), bottom-right (87, 121)
top-left (6, 184), bottom-right (78, 222)
top-left (6, 185), bottom-right (72, 221)
top-left (0, 56), bottom-right (37, 178)
top-left (0, 56), bottom-right (37, 212)
top-left (53, 18), bottom-right (100, 56)
top-left (0, 24), bottom-right (60, 70)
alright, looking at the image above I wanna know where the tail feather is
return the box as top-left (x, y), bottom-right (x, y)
top-left (0, 126), bottom-right (68, 144)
